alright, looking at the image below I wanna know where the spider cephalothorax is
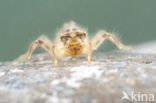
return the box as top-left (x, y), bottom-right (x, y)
top-left (60, 32), bottom-right (86, 55)
top-left (19, 21), bottom-right (132, 66)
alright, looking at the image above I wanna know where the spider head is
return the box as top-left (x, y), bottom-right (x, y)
top-left (60, 32), bottom-right (86, 44)
top-left (60, 32), bottom-right (86, 55)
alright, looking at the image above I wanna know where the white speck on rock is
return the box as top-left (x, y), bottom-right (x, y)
top-left (10, 69), bottom-right (24, 73)
top-left (152, 65), bottom-right (156, 69)
top-left (48, 92), bottom-right (72, 103)
top-left (49, 96), bottom-right (72, 103)
top-left (70, 66), bottom-right (103, 79)
top-left (0, 72), bottom-right (5, 76)
top-left (51, 66), bottom-right (103, 88)
top-left (105, 68), bottom-right (118, 75)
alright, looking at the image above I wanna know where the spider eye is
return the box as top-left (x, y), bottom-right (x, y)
top-left (76, 32), bottom-right (86, 40)
top-left (60, 35), bottom-right (71, 44)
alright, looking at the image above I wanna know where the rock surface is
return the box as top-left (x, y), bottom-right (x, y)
top-left (0, 53), bottom-right (156, 103)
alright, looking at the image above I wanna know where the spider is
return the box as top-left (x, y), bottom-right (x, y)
top-left (19, 21), bottom-right (132, 66)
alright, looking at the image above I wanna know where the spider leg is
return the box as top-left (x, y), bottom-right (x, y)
top-left (18, 35), bottom-right (58, 66)
top-left (82, 41), bottom-right (93, 62)
top-left (83, 30), bottom-right (132, 62)
top-left (91, 30), bottom-right (132, 50)
top-left (87, 41), bottom-right (93, 62)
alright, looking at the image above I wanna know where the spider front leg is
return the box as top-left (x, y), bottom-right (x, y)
top-left (87, 41), bottom-right (93, 62)
top-left (91, 30), bottom-right (132, 51)
top-left (82, 41), bottom-right (93, 63)
top-left (18, 35), bottom-right (58, 66)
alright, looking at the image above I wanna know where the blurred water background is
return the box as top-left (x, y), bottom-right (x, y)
top-left (0, 0), bottom-right (156, 61)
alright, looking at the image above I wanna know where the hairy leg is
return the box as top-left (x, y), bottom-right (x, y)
top-left (87, 41), bottom-right (93, 62)
top-left (91, 30), bottom-right (132, 50)
top-left (18, 35), bottom-right (58, 66)
top-left (82, 41), bottom-right (93, 62)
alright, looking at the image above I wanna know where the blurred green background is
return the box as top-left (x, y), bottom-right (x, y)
top-left (0, 0), bottom-right (156, 61)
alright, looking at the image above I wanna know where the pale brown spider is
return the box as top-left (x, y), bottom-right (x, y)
top-left (19, 21), bottom-right (132, 66)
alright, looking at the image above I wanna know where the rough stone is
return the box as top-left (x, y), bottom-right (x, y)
top-left (0, 53), bottom-right (156, 103)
